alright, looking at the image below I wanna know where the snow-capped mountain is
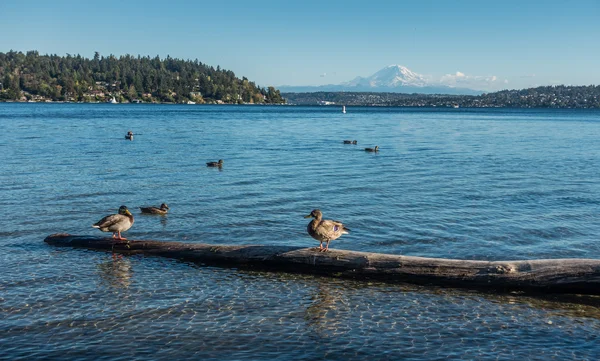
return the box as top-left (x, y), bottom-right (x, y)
top-left (278, 65), bottom-right (483, 95)
top-left (343, 65), bottom-right (428, 88)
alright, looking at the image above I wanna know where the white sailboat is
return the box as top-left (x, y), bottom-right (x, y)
top-left (110, 96), bottom-right (118, 104)
top-left (342, 105), bottom-right (346, 114)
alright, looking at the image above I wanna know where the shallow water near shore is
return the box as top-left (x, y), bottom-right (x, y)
top-left (2, 104), bottom-right (600, 360)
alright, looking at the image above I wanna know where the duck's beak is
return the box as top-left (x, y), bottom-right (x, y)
top-left (304, 214), bottom-right (312, 218)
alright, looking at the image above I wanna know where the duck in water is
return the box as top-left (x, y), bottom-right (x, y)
top-left (140, 203), bottom-right (169, 215)
top-left (206, 159), bottom-right (224, 167)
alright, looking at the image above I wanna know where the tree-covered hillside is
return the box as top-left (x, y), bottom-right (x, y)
top-left (283, 85), bottom-right (600, 108)
top-left (0, 50), bottom-right (285, 104)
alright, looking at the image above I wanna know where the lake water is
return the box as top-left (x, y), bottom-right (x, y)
top-left (1, 104), bottom-right (600, 360)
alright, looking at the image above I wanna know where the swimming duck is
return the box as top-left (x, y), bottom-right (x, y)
top-left (304, 209), bottom-right (350, 252)
top-left (140, 203), bottom-right (169, 215)
top-left (206, 159), bottom-right (224, 167)
top-left (343, 140), bottom-right (358, 144)
top-left (125, 131), bottom-right (134, 141)
top-left (365, 145), bottom-right (379, 152)
top-left (92, 205), bottom-right (134, 240)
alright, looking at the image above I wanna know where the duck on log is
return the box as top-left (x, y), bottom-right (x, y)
top-left (44, 233), bottom-right (600, 295)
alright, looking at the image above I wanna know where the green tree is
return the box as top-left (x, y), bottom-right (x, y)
top-left (127, 84), bottom-right (137, 100)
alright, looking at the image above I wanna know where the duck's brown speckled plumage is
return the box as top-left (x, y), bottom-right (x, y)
top-left (304, 209), bottom-right (350, 252)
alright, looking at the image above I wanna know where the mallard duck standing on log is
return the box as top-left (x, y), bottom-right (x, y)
top-left (304, 209), bottom-right (350, 252)
top-left (92, 205), bottom-right (134, 241)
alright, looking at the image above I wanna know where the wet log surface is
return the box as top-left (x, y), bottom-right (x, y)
top-left (44, 233), bottom-right (600, 295)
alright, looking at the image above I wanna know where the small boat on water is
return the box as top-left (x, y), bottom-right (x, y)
top-left (342, 105), bottom-right (346, 114)
top-left (110, 96), bottom-right (118, 104)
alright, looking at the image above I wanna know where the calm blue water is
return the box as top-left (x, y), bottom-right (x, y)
top-left (2, 104), bottom-right (600, 360)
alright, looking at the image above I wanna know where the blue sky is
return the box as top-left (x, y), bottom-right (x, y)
top-left (1, 0), bottom-right (598, 91)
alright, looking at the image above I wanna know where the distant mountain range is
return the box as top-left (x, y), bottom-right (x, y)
top-left (278, 65), bottom-right (483, 95)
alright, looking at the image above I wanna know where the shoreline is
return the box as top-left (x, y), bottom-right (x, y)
top-left (1, 100), bottom-right (599, 109)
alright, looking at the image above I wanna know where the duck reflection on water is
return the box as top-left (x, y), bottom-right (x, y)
top-left (97, 255), bottom-right (133, 289)
top-left (305, 282), bottom-right (351, 338)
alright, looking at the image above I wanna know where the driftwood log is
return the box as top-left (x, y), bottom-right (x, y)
top-left (44, 233), bottom-right (600, 295)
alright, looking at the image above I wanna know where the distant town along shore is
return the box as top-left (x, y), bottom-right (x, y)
top-left (282, 85), bottom-right (600, 109)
